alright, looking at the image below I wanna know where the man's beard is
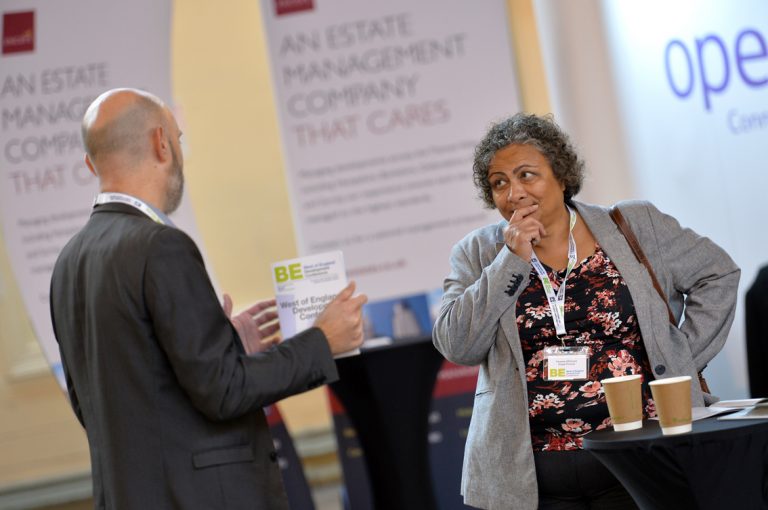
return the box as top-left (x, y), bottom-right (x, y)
top-left (164, 142), bottom-right (184, 215)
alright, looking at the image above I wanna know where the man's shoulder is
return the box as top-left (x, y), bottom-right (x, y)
top-left (140, 225), bottom-right (204, 273)
top-left (148, 224), bottom-right (197, 251)
top-left (58, 211), bottom-right (195, 266)
top-left (94, 207), bottom-right (194, 248)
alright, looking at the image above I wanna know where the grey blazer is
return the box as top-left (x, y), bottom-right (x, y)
top-left (432, 200), bottom-right (739, 510)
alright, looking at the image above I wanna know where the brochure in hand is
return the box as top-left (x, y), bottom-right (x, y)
top-left (271, 251), bottom-right (358, 358)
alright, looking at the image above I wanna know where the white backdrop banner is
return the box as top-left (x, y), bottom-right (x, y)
top-left (601, 0), bottom-right (768, 398)
top-left (259, 0), bottom-right (519, 311)
top-left (0, 0), bottom-right (203, 387)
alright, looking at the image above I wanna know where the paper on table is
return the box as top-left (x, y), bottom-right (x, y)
top-left (692, 406), bottom-right (741, 420)
top-left (649, 406), bottom-right (737, 422)
top-left (718, 406), bottom-right (768, 420)
top-left (710, 398), bottom-right (768, 408)
top-left (711, 398), bottom-right (768, 408)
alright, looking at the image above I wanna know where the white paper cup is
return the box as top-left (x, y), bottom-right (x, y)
top-left (649, 376), bottom-right (692, 435)
top-left (602, 374), bottom-right (643, 431)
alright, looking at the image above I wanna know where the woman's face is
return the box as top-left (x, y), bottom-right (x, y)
top-left (487, 143), bottom-right (565, 223)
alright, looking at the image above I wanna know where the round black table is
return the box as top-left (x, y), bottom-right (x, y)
top-left (583, 416), bottom-right (768, 509)
top-left (329, 336), bottom-right (444, 510)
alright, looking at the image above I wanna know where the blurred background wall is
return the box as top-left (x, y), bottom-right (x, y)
top-left (0, 1), bottom-right (548, 507)
top-left (4, 0), bottom-right (765, 508)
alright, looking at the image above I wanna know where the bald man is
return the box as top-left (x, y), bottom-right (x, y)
top-left (50, 89), bottom-right (366, 509)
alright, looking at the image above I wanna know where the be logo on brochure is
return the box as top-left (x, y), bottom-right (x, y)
top-left (274, 263), bottom-right (304, 283)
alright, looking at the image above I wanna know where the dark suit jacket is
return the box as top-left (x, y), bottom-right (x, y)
top-left (50, 203), bottom-right (338, 509)
top-left (747, 265), bottom-right (768, 397)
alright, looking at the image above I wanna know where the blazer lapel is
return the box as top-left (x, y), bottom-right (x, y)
top-left (488, 219), bottom-right (508, 267)
top-left (574, 202), bottom-right (668, 364)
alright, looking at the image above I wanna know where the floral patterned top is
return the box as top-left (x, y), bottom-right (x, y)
top-left (516, 244), bottom-right (657, 451)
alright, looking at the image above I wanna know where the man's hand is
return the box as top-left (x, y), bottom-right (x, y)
top-left (313, 281), bottom-right (367, 355)
top-left (223, 294), bottom-right (281, 355)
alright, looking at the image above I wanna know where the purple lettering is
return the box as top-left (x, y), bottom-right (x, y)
top-left (666, 27), bottom-right (768, 112)
top-left (665, 40), bottom-right (695, 98)
top-left (735, 29), bottom-right (768, 87)
top-left (696, 34), bottom-right (730, 111)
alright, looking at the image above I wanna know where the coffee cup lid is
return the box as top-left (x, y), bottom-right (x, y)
top-left (602, 374), bottom-right (642, 384)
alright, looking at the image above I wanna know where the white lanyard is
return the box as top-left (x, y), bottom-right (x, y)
top-left (529, 206), bottom-right (577, 339)
top-left (93, 192), bottom-right (167, 225)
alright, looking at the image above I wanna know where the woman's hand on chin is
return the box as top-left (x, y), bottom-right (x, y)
top-left (504, 204), bottom-right (546, 261)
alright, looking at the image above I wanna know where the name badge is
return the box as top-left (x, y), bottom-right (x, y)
top-left (543, 346), bottom-right (590, 381)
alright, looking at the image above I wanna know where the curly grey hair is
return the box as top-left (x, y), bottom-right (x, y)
top-left (473, 113), bottom-right (585, 208)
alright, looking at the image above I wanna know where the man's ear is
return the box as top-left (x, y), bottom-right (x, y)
top-left (85, 154), bottom-right (97, 176)
top-left (151, 125), bottom-right (170, 163)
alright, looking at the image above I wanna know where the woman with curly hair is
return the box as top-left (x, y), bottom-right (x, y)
top-left (433, 113), bottom-right (739, 510)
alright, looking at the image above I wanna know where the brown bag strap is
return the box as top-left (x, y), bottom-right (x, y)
top-left (609, 206), bottom-right (710, 393)
top-left (609, 207), bottom-right (675, 324)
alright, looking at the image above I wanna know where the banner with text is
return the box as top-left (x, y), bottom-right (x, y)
top-left (0, 0), bottom-right (203, 387)
top-left (259, 0), bottom-right (520, 321)
top-left (602, 0), bottom-right (768, 398)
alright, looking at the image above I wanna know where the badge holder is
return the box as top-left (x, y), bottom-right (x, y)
top-left (543, 345), bottom-right (590, 381)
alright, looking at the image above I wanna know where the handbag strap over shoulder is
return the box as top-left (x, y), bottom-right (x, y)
top-left (609, 206), bottom-right (710, 393)
top-left (609, 206), bottom-right (676, 325)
